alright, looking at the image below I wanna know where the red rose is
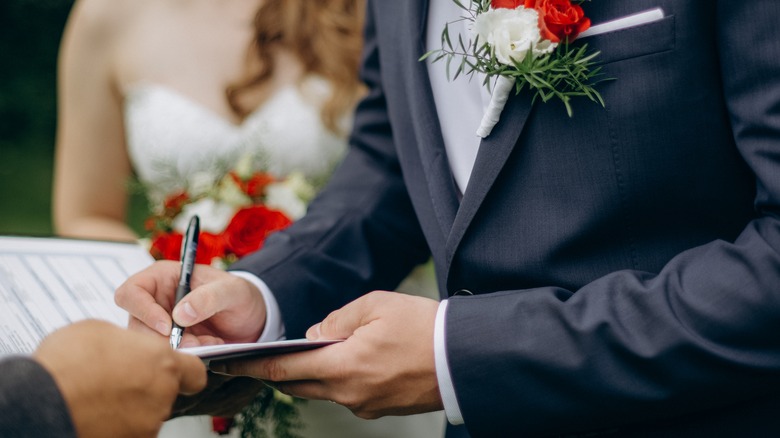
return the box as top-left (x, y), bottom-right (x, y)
top-left (163, 191), bottom-right (189, 212)
top-left (229, 171), bottom-right (275, 198)
top-left (143, 217), bottom-right (158, 232)
top-left (223, 206), bottom-right (292, 257)
top-left (491, 0), bottom-right (523, 8)
top-left (211, 416), bottom-right (234, 435)
top-left (149, 232), bottom-right (183, 261)
top-left (245, 173), bottom-right (275, 198)
top-left (195, 232), bottom-right (227, 265)
top-left (524, 0), bottom-right (591, 43)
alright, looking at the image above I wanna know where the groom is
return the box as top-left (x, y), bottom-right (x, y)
top-left (117, 0), bottom-right (780, 436)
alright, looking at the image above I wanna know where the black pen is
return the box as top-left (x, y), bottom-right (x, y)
top-left (170, 215), bottom-right (199, 350)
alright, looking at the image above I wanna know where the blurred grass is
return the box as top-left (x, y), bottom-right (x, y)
top-left (0, 147), bottom-right (55, 235)
top-left (0, 0), bottom-right (146, 237)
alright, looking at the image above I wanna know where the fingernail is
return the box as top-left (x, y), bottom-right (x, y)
top-left (306, 323), bottom-right (322, 340)
top-left (155, 321), bottom-right (170, 335)
top-left (179, 339), bottom-right (198, 348)
top-left (175, 302), bottom-right (198, 324)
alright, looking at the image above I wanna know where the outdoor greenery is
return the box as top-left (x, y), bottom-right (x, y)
top-left (0, 0), bottom-right (146, 236)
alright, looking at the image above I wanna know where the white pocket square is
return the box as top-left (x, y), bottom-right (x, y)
top-left (579, 7), bottom-right (665, 39)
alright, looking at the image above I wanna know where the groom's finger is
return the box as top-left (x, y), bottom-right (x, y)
top-left (211, 342), bottom-right (344, 382)
top-left (117, 283), bottom-right (174, 336)
top-left (307, 291), bottom-right (390, 340)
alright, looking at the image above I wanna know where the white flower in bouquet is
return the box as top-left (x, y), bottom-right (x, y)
top-left (216, 174), bottom-right (252, 207)
top-left (265, 172), bottom-right (315, 220)
top-left (232, 152), bottom-right (256, 179)
top-left (172, 197), bottom-right (236, 234)
top-left (188, 170), bottom-right (221, 198)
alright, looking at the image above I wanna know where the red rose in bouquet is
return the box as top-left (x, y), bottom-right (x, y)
top-left (196, 232), bottom-right (228, 265)
top-left (229, 171), bottom-right (274, 199)
top-left (140, 155), bottom-right (312, 437)
top-left (149, 232), bottom-right (183, 261)
top-left (224, 205), bottom-right (293, 257)
top-left (144, 156), bottom-right (312, 267)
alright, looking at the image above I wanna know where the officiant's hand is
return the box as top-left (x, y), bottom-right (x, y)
top-left (115, 260), bottom-right (266, 345)
top-left (209, 291), bottom-right (444, 418)
top-left (34, 320), bottom-right (206, 438)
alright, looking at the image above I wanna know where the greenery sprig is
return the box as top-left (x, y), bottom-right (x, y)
top-left (421, 0), bottom-right (609, 117)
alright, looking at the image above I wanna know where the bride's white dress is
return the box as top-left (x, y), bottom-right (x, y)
top-left (124, 77), bottom-right (444, 438)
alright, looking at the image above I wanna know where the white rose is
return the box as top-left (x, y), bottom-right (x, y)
top-left (233, 153), bottom-right (255, 179)
top-left (173, 198), bottom-right (236, 233)
top-left (188, 171), bottom-right (220, 198)
top-left (265, 182), bottom-right (307, 220)
top-left (284, 172), bottom-right (316, 203)
top-left (216, 175), bottom-right (252, 207)
top-left (474, 7), bottom-right (557, 66)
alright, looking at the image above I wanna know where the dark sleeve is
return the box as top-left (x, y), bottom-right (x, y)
top-left (230, 1), bottom-right (430, 338)
top-left (446, 1), bottom-right (780, 435)
top-left (0, 357), bottom-right (77, 438)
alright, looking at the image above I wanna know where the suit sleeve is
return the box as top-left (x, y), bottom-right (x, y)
top-left (0, 357), bottom-right (77, 437)
top-left (230, 1), bottom-right (430, 338)
top-left (445, 1), bottom-right (780, 436)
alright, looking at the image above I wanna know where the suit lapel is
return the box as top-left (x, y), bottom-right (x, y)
top-left (398, 0), bottom-right (534, 275)
top-left (445, 92), bottom-right (534, 264)
top-left (404, 0), bottom-right (460, 239)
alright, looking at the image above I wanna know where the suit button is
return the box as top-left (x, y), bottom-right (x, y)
top-left (453, 289), bottom-right (473, 296)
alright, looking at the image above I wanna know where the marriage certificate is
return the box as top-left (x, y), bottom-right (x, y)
top-left (0, 236), bottom-right (152, 356)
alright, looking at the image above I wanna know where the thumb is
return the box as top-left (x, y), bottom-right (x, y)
top-left (171, 280), bottom-right (245, 327)
top-left (307, 291), bottom-right (382, 340)
top-left (173, 352), bottom-right (207, 395)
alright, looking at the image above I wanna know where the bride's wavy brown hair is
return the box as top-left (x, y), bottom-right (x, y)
top-left (227, 0), bottom-right (366, 135)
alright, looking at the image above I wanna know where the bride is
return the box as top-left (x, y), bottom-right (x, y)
top-left (52, 0), bottom-right (444, 437)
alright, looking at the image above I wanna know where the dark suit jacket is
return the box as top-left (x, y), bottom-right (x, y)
top-left (0, 357), bottom-right (76, 437)
top-left (233, 0), bottom-right (780, 436)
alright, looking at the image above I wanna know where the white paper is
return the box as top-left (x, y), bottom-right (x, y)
top-left (180, 338), bottom-right (342, 362)
top-left (0, 236), bottom-right (153, 356)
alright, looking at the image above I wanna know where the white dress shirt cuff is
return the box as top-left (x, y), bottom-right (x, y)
top-left (435, 299), bottom-right (464, 425)
top-left (229, 271), bottom-right (285, 342)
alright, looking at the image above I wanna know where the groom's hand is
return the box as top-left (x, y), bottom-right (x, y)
top-left (115, 260), bottom-right (267, 346)
top-left (209, 291), bottom-right (443, 418)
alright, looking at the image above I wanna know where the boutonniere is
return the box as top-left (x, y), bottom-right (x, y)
top-left (422, 0), bottom-right (608, 137)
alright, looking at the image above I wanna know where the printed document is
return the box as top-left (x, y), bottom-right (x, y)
top-left (0, 236), bottom-right (152, 356)
top-left (0, 235), bottom-right (340, 360)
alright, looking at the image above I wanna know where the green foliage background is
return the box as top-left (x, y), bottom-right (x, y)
top-left (0, 0), bottom-right (146, 236)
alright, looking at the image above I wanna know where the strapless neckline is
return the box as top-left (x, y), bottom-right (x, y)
top-left (123, 77), bottom-right (349, 206)
top-left (126, 83), bottom-right (274, 131)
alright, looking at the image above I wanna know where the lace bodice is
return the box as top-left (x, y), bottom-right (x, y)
top-left (123, 76), bottom-right (348, 204)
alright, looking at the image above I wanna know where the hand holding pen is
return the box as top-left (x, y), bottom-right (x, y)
top-left (116, 212), bottom-right (269, 349)
top-left (170, 215), bottom-right (199, 349)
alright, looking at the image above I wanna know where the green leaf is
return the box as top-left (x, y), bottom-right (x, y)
top-left (443, 23), bottom-right (453, 51)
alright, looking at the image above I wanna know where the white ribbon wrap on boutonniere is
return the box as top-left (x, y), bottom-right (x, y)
top-left (477, 75), bottom-right (515, 138)
top-left (421, 0), bottom-right (609, 139)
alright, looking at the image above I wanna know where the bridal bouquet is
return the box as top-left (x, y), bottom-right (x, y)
top-left (145, 153), bottom-right (314, 269)
top-left (141, 153), bottom-right (313, 437)
top-left (422, 0), bottom-right (607, 136)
